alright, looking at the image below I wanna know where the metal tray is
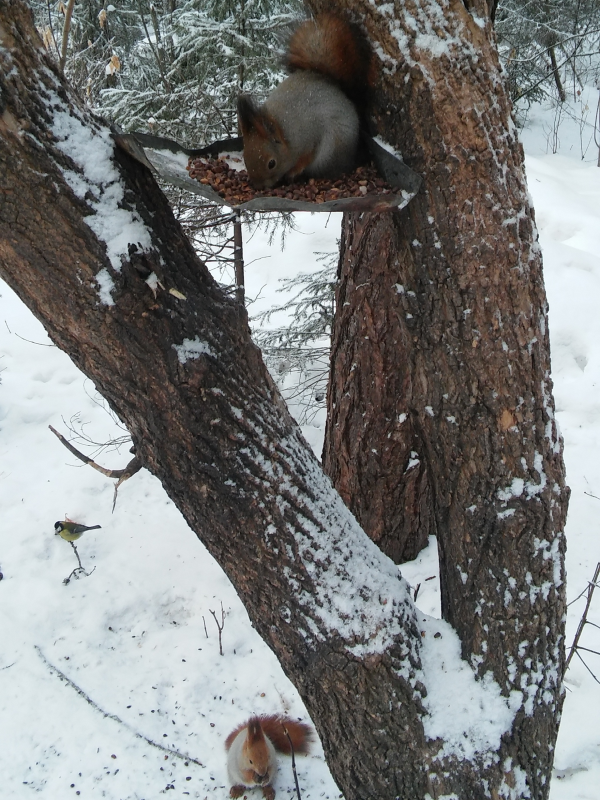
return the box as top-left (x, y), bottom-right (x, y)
top-left (114, 130), bottom-right (422, 213)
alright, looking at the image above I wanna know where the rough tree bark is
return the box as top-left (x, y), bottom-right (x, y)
top-left (322, 0), bottom-right (569, 573)
top-left (0, 3), bottom-right (567, 799)
top-left (323, 0), bottom-right (569, 565)
top-left (317, 0), bottom-right (570, 791)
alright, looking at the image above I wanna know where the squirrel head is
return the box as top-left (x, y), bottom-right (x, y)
top-left (237, 95), bottom-right (291, 190)
top-left (240, 717), bottom-right (272, 785)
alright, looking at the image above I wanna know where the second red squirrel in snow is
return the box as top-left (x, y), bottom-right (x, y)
top-left (237, 14), bottom-right (373, 189)
top-left (225, 714), bottom-right (313, 800)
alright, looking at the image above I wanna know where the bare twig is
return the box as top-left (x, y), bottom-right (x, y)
top-left (565, 562), bottom-right (600, 673)
top-left (49, 424), bottom-right (142, 511)
top-left (202, 616), bottom-right (209, 639)
top-left (63, 541), bottom-right (96, 585)
top-left (209, 602), bottom-right (226, 656)
top-left (584, 491), bottom-right (600, 501)
top-left (576, 646), bottom-right (600, 657)
top-left (35, 646), bottom-right (205, 766)
top-left (62, 410), bottom-right (131, 454)
top-left (111, 456), bottom-right (143, 513)
top-left (282, 723), bottom-right (302, 800)
top-left (574, 649), bottom-right (600, 686)
top-left (137, 2), bottom-right (172, 92)
top-left (49, 424), bottom-right (134, 478)
top-left (233, 212), bottom-right (245, 305)
top-left (45, 0), bottom-right (60, 58)
top-left (59, 0), bottom-right (76, 74)
top-left (13, 331), bottom-right (55, 347)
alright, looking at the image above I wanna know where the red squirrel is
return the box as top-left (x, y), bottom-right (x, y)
top-left (237, 14), bottom-right (373, 189)
top-left (225, 714), bottom-right (313, 800)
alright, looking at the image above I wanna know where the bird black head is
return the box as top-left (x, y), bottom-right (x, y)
top-left (54, 522), bottom-right (64, 533)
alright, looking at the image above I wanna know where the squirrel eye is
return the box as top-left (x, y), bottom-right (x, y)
top-left (267, 159), bottom-right (276, 170)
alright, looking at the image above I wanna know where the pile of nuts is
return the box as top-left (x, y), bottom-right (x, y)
top-left (186, 155), bottom-right (396, 205)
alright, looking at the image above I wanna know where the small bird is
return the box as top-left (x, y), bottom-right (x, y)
top-left (54, 521), bottom-right (101, 542)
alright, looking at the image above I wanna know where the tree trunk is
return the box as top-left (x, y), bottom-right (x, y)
top-left (323, 211), bottom-right (435, 562)
top-left (323, 0), bottom-right (562, 565)
top-left (322, 0), bottom-right (569, 573)
top-left (548, 44), bottom-right (567, 103)
top-left (317, 0), bottom-right (570, 793)
top-left (0, 3), bottom-right (567, 799)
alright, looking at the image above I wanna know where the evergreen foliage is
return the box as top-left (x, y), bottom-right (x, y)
top-left (33, 1), bottom-right (302, 145)
top-left (496, 0), bottom-right (600, 107)
top-left (252, 252), bottom-right (337, 424)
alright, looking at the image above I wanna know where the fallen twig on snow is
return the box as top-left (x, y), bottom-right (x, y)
top-left (282, 722), bottom-right (303, 800)
top-left (209, 602), bottom-right (226, 656)
top-left (34, 645), bottom-right (205, 767)
top-left (63, 540), bottom-right (96, 585)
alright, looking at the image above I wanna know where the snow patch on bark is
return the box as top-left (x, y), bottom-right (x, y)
top-left (497, 477), bottom-right (524, 501)
top-left (419, 615), bottom-right (522, 760)
top-left (173, 337), bottom-right (216, 364)
top-left (95, 268), bottom-right (116, 307)
top-left (372, 0), bottom-right (479, 85)
top-left (48, 95), bottom-right (153, 304)
top-left (237, 425), bottom-right (420, 658)
top-left (499, 760), bottom-right (532, 799)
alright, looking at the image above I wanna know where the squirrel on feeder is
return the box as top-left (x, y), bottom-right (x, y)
top-left (237, 14), bottom-right (373, 189)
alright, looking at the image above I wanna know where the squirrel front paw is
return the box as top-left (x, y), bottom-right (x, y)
top-left (229, 786), bottom-right (246, 799)
top-left (262, 787), bottom-right (275, 800)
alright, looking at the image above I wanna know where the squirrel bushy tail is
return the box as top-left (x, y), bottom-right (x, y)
top-left (256, 714), bottom-right (313, 754)
top-left (225, 714), bottom-right (313, 754)
top-left (285, 13), bottom-right (373, 106)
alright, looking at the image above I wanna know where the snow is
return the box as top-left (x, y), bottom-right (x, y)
top-left (2, 90), bottom-right (600, 799)
top-left (400, 545), bottom-right (523, 761)
top-left (418, 616), bottom-right (523, 761)
top-left (50, 99), bottom-right (153, 302)
top-left (233, 430), bottom-right (418, 658)
top-left (372, 0), bottom-right (483, 86)
top-left (95, 268), bottom-right (117, 307)
top-left (173, 337), bottom-right (216, 364)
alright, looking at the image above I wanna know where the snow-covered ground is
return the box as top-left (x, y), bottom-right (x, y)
top-left (1, 94), bottom-right (600, 798)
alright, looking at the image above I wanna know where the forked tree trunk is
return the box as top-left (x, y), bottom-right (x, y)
top-left (0, 3), bottom-right (567, 799)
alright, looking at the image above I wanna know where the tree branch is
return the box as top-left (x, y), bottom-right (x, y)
top-left (49, 423), bottom-right (142, 510)
top-left (49, 423), bottom-right (139, 479)
top-left (58, 0), bottom-right (75, 74)
top-left (565, 562), bottom-right (600, 671)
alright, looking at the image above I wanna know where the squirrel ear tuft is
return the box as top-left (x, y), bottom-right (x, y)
top-left (246, 717), bottom-right (266, 743)
top-left (238, 95), bottom-right (283, 142)
top-left (237, 95), bottom-right (260, 136)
